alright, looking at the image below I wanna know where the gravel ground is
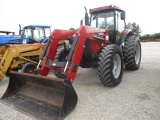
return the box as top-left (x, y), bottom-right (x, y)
top-left (0, 42), bottom-right (160, 120)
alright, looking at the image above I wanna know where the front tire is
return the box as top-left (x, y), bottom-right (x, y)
top-left (123, 35), bottom-right (141, 70)
top-left (21, 62), bottom-right (37, 74)
top-left (53, 46), bottom-right (69, 78)
top-left (98, 44), bottom-right (123, 87)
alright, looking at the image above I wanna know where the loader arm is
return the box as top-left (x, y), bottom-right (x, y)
top-left (40, 26), bottom-right (108, 82)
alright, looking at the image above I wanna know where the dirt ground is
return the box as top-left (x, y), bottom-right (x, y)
top-left (0, 42), bottom-right (160, 120)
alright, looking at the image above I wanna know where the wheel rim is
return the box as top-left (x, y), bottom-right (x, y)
top-left (26, 68), bottom-right (35, 74)
top-left (112, 54), bottom-right (121, 79)
top-left (135, 42), bottom-right (141, 64)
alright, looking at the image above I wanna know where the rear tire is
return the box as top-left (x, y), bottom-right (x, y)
top-left (21, 62), bottom-right (37, 74)
top-left (98, 44), bottom-right (123, 87)
top-left (53, 46), bottom-right (69, 78)
top-left (123, 35), bottom-right (141, 70)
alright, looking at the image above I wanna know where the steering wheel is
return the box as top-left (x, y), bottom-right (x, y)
top-left (99, 22), bottom-right (110, 29)
top-left (108, 25), bottom-right (114, 31)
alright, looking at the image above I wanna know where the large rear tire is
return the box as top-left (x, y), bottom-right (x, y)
top-left (53, 46), bottom-right (69, 78)
top-left (123, 35), bottom-right (141, 70)
top-left (98, 44), bottom-right (123, 87)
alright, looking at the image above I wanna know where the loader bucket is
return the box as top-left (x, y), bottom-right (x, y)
top-left (0, 71), bottom-right (78, 120)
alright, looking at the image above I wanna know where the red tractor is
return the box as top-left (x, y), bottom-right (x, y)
top-left (1, 5), bottom-right (141, 120)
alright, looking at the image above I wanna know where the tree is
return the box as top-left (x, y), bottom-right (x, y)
top-left (131, 22), bottom-right (142, 36)
top-left (154, 33), bottom-right (160, 39)
top-left (69, 28), bottom-right (76, 30)
top-left (69, 27), bottom-right (78, 31)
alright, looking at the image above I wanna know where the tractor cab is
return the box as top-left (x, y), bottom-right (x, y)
top-left (20, 25), bottom-right (51, 44)
top-left (85, 5), bottom-right (127, 44)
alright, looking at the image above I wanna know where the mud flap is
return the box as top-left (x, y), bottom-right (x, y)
top-left (0, 71), bottom-right (78, 120)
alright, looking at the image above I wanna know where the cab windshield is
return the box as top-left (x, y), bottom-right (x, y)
top-left (33, 27), bottom-right (45, 42)
top-left (33, 27), bottom-right (51, 42)
top-left (90, 11), bottom-right (114, 30)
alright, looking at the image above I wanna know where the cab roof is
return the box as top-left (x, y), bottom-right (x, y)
top-left (24, 25), bottom-right (51, 28)
top-left (90, 5), bottom-right (124, 13)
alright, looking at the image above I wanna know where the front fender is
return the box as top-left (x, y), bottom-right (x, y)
top-left (117, 29), bottom-right (132, 45)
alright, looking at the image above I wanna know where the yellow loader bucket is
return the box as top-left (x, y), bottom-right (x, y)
top-left (1, 71), bottom-right (78, 120)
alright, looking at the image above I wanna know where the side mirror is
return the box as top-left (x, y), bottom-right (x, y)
top-left (121, 11), bottom-right (126, 20)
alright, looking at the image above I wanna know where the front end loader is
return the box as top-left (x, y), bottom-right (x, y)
top-left (1, 5), bottom-right (141, 120)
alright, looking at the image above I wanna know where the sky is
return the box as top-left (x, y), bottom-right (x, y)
top-left (0, 0), bottom-right (160, 35)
